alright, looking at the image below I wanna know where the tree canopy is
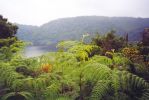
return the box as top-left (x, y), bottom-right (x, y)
top-left (91, 31), bottom-right (126, 53)
top-left (0, 15), bottom-right (19, 48)
top-left (0, 15), bottom-right (18, 39)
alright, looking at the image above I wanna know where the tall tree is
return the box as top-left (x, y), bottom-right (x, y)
top-left (91, 31), bottom-right (125, 52)
top-left (0, 15), bottom-right (18, 48)
top-left (142, 28), bottom-right (149, 46)
top-left (141, 28), bottom-right (149, 62)
top-left (0, 15), bottom-right (24, 61)
top-left (0, 15), bottom-right (18, 39)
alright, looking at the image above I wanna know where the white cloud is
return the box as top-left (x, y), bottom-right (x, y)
top-left (0, 0), bottom-right (148, 25)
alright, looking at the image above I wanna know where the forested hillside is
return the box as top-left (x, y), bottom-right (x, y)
top-left (17, 16), bottom-right (149, 45)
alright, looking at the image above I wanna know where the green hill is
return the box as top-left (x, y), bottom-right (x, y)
top-left (17, 16), bottom-right (149, 45)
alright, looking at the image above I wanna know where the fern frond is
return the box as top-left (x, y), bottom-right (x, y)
top-left (1, 91), bottom-right (33, 100)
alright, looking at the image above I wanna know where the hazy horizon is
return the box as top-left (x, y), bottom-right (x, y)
top-left (0, 0), bottom-right (149, 26)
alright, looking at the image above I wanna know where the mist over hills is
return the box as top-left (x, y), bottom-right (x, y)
top-left (16, 16), bottom-right (149, 45)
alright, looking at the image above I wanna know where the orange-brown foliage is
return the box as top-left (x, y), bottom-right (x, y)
top-left (41, 63), bottom-right (52, 73)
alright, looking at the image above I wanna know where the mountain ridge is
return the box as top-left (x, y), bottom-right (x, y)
top-left (16, 16), bottom-right (149, 45)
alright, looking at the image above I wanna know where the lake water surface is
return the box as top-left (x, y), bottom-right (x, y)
top-left (24, 45), bottom-right (56, 58)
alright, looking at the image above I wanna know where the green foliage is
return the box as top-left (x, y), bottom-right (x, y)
top-left (1, 48), bottom-right (149, 100)
top-left (112, 54), bottom-right (132, 70)
top-left (0, 40), bottom-right (25, 62)
top-left (1, 91), bottom-right (33, 100)
top-left (0, 15), bottom-right (25, 62)
top-left (89, 55), bottom-right (113, 66)
top-left (68, 44), bottom-right (100, 61)
top-left (142, 28), bottom-right (149, 46)
top-left (0, 16), bottom-right (149, 100)
top-left (56, 40), bottom-right (81, 51)
top-left (17, 16), bottom-right (149, 45)
top-left (122, 47), bottom-right (144, 64)
top-left (91, 31), bottom-right (126, 52)
top-left (0, 15), bottom-right (18, 39)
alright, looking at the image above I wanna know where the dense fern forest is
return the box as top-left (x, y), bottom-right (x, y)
top-left (0, 15), bottom-right (149, 100)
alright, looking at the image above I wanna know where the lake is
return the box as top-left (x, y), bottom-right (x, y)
top-left (24, 45), bottom-right (56, 58)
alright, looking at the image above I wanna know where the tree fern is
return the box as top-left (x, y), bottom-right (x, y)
top-left (56, 40), bottom-right (81, 51)
top-left (1, 91), bottom-right (33, 100)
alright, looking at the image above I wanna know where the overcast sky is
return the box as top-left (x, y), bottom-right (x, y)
top-left (0, 0), bottom-right (149, 26)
